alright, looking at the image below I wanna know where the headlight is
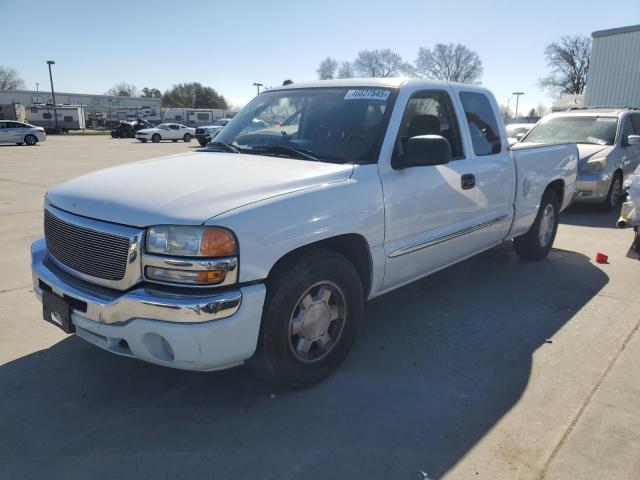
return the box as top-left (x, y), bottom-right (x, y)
top-left (581, 157), bottom-right (606, 174)
top-left (146, 225), bottom-right (237, 257)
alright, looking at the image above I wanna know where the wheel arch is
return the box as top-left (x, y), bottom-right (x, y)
top-left (546, 178), bottom-right (565, 206)
top-left (265, 233), bottom-right (373, 298)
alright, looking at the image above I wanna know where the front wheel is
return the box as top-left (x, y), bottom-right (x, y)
top-left (514, 189), bottom-right (559, 261)
top-left (151, 133), bottom-right (161, 143)
top-left (198, 139), bottom-right (208, 146)
top-left (24, 134), bottom-right (38, 146)
top-left (183, 133), bottom-right (192, 142)
top-left (602, 171), bottom-right (623, 212)
top-left (249, 249), bottom-right (363, 387)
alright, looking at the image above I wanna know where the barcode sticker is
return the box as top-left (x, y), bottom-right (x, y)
top-left (344, 89), bottom-right (390, 101)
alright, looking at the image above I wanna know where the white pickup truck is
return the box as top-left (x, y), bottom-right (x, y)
top-left (32, 79), bottom-right (577, 386)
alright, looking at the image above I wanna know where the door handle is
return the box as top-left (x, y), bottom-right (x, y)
top-left (461, 174), bottom-right (475, 190)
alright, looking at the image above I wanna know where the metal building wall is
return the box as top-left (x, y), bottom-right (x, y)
top-left (584, 25), bottom-right (640, 108)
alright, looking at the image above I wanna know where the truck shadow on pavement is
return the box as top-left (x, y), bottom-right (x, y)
top-left (0, 245), bottom-right (607, 480)
top-left (560, 203), bottom-right (621, 229)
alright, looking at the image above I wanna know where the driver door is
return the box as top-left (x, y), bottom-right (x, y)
top-left (379, 88), bottom-right (480, 290)
top-left (168, 124), bottom-right (181, 139)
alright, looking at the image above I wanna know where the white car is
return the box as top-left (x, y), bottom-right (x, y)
top-left (506, 123), bottom-right (534, 145)
top-left (0, 120), bottom-right (46, 146)
top-left (135, 123), bottom-right (195, 143)
top-left (32, 79), bottom-right (577, 386)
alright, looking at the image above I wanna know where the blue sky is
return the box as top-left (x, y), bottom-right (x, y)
top-left (2, 0), bottom-right (638, 113)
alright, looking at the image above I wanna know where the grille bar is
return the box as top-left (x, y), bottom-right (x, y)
top-left (44, 209), bottom-right (130, 281)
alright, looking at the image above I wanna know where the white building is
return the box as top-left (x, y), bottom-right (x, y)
top-left (584, 24), bottom-right (640, 108)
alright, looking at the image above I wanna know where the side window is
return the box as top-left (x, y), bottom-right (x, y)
top-left (459, 92), bottom-right (502, 156)
top-left (629, 115), bottom-right (640, 135)
top-left (394, 90), bottom-right (464, 160)
top-left (63, 116), bottom-right (73, 122)
top-left (42, 112), bottom-right (52, 119)
top-left (621, 117), bottom-right (634, 144)
top-left (170, 124), bottom-right (179, 130)
top-left (0, 122), bottom-right (7, 129)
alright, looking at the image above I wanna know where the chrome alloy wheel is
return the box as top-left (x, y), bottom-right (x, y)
top-left (538, 204), bottom-right (556, 247)
top-left (288, 281), bottom-right (347, 363)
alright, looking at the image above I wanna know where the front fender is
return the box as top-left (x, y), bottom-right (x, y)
top-left (208, 164), bottom-right (385, 283)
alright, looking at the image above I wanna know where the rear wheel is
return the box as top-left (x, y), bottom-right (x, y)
top-left (514, 189), bottom-right (560, 261)
top-left (24, 134), bottom-right (37, 146)
top-left (183, 133), bottom-right (192, 142)
top-left (603, 171), bottom-right (623, 212)
top-left (151, 133), bottom-right (161, 143)
top-left (249, 249), bottom-right (363, 387)
top-left (198, 139), bottom-right (208, 146)
top-left (172, 139), bottom-right (178, 142)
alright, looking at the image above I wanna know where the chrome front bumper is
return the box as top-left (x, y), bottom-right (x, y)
top-left (31, 238), bottom-right (266, 371)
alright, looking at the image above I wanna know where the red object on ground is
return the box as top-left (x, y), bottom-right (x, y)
top-left (595, 252), bottom-right (609, 264)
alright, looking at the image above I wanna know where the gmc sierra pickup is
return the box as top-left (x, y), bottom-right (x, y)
top-left (32, 78), bottom-right (578, 386)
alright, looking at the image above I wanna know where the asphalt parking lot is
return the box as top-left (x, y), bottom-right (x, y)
top-left (1, 135), bottom-right (639, 480)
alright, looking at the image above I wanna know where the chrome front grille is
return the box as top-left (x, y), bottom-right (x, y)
top-left (44, 209), bottom-right (130, 281)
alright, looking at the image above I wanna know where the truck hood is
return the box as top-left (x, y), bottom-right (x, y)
top-left (47, 152), bottom-right (354, 226)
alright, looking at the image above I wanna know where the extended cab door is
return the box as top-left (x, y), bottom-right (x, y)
top-left (379, 87), bottom-right (480, 290)
top-left (456, 89), bottom-right (515, 246)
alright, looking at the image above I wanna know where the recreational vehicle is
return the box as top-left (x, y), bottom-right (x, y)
top-left (26, 105), bottom-right (86, 132)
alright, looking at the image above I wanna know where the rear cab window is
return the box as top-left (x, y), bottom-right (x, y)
top-left (459, 91), bottom-right (502, 156)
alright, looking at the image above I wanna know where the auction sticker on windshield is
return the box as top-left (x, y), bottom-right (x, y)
top-left (344, 89), bottom-right (390, 101)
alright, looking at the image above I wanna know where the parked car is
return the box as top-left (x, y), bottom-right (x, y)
top-left (0, 120), bottom-right (46, 146)
top-left (135, 123), bottom-right (195, 143)
top-left (111, 119), bottom-right (153, 138)
top-left (31, 79), bottom-right (577, 386)
top-left (195, 125), bottom-right (224, 146)
top-left (521, 108), bottom-right (640, 210)
top-left (506, 123), bottom-right (534, 144)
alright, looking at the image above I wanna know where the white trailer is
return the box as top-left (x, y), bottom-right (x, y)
top-left (162, 108), bottom-right (225, 127)
top-left (26, 105), bottom-right (86, 131)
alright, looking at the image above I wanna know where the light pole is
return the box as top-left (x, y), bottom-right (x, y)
top-left (36, 82), bottom-right (39, 92)
top-left (253, 82), bottom-right (263, 95)
top-left (47, 60), bottom-right (59, 133)
top-left (512, 91), bottom-right (524, 119)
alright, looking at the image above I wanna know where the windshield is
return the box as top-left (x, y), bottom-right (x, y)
top-left (524, 116), bottom-right (618, 145)
top-left (214, 87), bottom-right (395, 163)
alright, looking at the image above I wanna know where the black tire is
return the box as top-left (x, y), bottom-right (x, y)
top-left (198, 139), bottom-right (208, 146)
top-left (151, 133), bottom-right (161, 143)
top-left (24, 134), bottom-right (37, 146)
top-left (514, 189), bottom-right (560, 261)
top-left (111, 131), bottom-right (117, 138)
top-left (172, 139), bottom-right (178, 142)
top-left (602, 171), bottom-right (623, 212)
top-left (16, 143), bottom-right (23, 145)
top-left (140, 139), bottom-right (147, 143)
top-left (183, 133), bottom-right (192, 142)
top-left (249, 249), bottom-right (363, 387)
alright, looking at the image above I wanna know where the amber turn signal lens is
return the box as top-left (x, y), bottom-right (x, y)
top-left (200, 228), bottom-right (237, 257)
top-left (198, 270), bottom-right (227, 284)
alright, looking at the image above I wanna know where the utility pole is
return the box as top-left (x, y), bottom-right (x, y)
top-left (512, 91), bottom-right (524, 120)
top-left (47, 60), bottom-right (59, 133)
top-left (253, 82), bottom-right (263, 95)
top-left (36, 82), bottom-right (39, 92)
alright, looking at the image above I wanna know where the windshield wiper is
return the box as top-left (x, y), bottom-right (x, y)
top-left (206, 141), bottom-right (240, 153)
top-left (247, 145), bottom-right (319, 161)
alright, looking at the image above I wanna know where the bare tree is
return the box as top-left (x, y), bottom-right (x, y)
top-left (337, 61), bottom-right (355, 79)
top-left (0, 66), bottom-right (25, 90)
top-left (499, 104), bottom-right (513, 121)
top-left (106, 82), bottom-right (139, 97)
top-left (317, 57), bottom-right (339, 80)
top-left (353, 49), bottom-right (411, 78)
top-left (414, 44), bottom-right (483, 83)
top-left (536, 103), bottom-right (550, 117)
top-left (539, 36), bottom-right (591, 94)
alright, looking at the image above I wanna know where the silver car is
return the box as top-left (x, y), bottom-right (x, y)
top-left (0, 120), bottom-right (47, 146)
top-left (522, 108), bottom-right (640, 210)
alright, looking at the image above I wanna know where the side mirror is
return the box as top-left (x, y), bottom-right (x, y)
top-left (401, 135), bottom-right (452, 168)
top-left (627, 135), bottom-right (640, 146)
